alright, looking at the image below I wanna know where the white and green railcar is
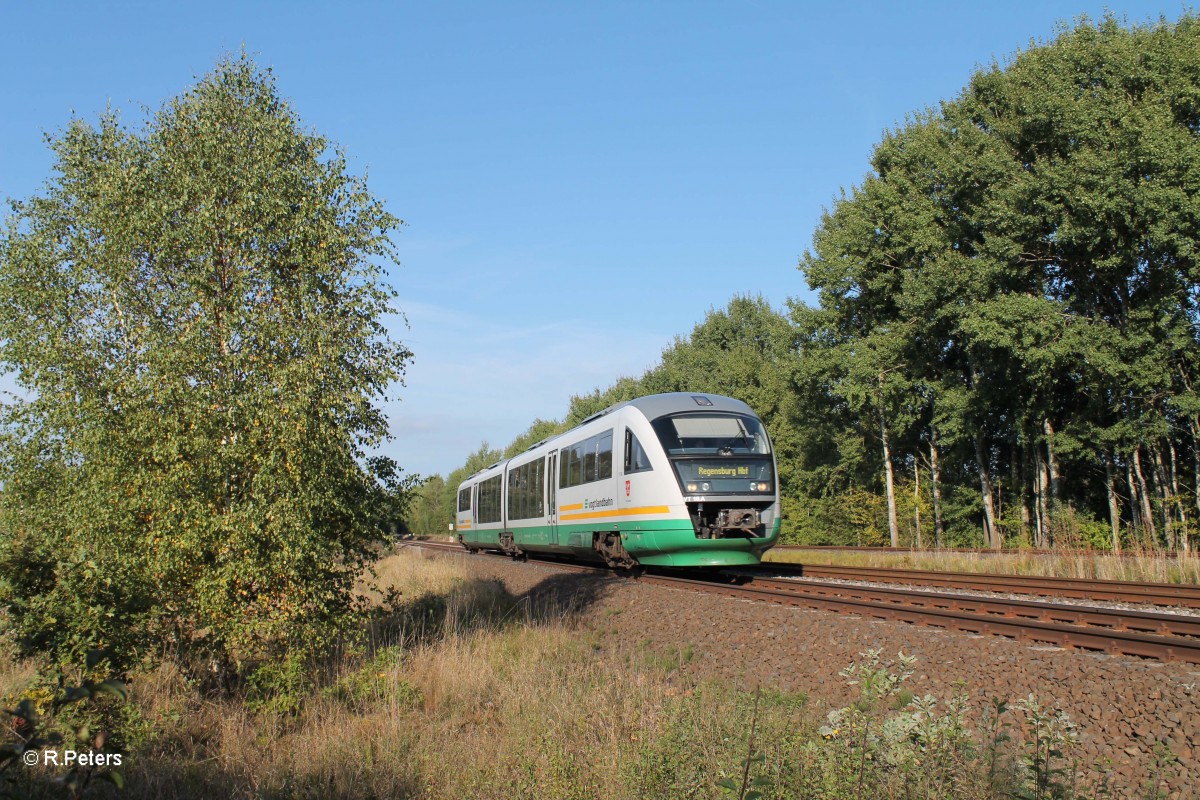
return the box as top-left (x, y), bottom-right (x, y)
top-left (454, 393), bottom-right (780, 568)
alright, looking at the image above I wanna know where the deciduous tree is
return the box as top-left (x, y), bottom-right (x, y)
top-left (0, 54), bottom-right (411, 674)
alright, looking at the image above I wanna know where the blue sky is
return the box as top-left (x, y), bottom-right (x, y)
top-left (0, 1), bottom-right (1187, 478)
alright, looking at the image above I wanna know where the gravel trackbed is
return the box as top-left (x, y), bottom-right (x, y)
top-left (438, 550), bottom-right (1200, 797)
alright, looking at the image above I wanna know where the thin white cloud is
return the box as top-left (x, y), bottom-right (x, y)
top-left (376, 300), bottom-right (672, 477)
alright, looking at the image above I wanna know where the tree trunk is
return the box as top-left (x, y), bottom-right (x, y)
top-left (1127, 457), bottom-right (1142, 533)
top-left (1193, 415), bottom-right (1200, 522)
top-left (1008, 440), bottom-right (1020, 540)
top-left (1104, 450), bottom-right (1121, 553)
top-left (929, 430), bottom-right (945, 548)
top-left (1132, 446), bottom-right (1157, 547)
top-left (1152, 446), bottom-right (1172, 550)
top-left (880, 414), bottom-right (900, 548)
top-left (1043, 418), bottom-right (1062, 503)
top-left (914, 457), bottom-right (923, 549)
top-left (1020, 438), bottom-right (1033, 545)
top-left (1034, 446), bottom-right (1050, 548)
top-left (975, 433), bottom-right (999, 549)
top-left (1168, 438), bottom-right (1188, 552)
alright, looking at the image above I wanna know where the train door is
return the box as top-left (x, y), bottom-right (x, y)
top-left (471, 484), bottom-right (478, 544)
top-left (546, 452), bottom-right (558, 546)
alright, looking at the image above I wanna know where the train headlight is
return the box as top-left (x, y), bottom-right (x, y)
top-left (701, 482), bottom-right (710, 491)
top-left (687, 482), bottom-right (698, 492)
top-left (754, 482), bottom-right (770, 492)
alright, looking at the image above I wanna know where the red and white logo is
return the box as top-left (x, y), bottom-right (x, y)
top-left (625, 480), bottom-right (631, 497)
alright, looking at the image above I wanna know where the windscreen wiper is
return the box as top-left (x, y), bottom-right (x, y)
top-left (719, 418), bottom-right (752, 455)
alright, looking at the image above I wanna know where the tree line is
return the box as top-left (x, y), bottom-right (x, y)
top-left (414, 15), bottom-right (1200, 552)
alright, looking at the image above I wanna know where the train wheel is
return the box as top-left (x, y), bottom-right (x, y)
top-left (593, 532), bottom-right (637, 569)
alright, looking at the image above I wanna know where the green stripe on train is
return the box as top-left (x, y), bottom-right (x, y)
top-left (460, 517), bottom-right (780, 568)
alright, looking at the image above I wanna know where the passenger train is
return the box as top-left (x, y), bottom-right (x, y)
top-left (454, 393), bottom-right (780, 568)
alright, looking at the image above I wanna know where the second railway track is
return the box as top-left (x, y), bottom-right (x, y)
top-left (764, 562), bottom-right (1200, 608)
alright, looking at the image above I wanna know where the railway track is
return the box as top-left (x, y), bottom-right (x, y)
top-left (764, 563), bottom-right (1200, 608)
top-left (775, 544), bottom-right (1194, 559)
top-left (403, 540), bottom-right (1200, 664)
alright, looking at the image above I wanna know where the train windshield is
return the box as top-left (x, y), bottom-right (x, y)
top-left (650, 413), bottom-right (775, 496)
top-left (650, 413), bottom-right (771, 456)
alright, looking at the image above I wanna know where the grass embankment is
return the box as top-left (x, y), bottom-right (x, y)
top-left (3, 549), bottom-right (1103, 799)
top-left (766, 547), bottom-right (1200, 584)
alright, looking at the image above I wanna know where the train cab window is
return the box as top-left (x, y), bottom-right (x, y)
top-left (624, 429), bottom-right (653, 474)
top-left (457, 486), bottom-right (471, 513)
top-left (651, 414), bottom-right (771, 455)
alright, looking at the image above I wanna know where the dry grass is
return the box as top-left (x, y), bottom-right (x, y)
top-left (1, 550), bottom-right (684, 798)
top-left (0, 548), bottom-right (1093, 799)
top-left (0, 638), bottom-right (36, 702)
top-left (358, 546), bottom-right (474, 601)
top-left (766, 546), bottom-right (1200, 584)
top-left (110, 551), bottom-right (697, 799)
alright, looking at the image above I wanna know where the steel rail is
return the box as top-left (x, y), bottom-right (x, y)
top-left (640, 572), bottom-right (1200, 664)
top-left (765, 563), bottom-right (1200, 608)
top-left (749, 576), bottom-right (1200, 638)
top-left (402, 541), bottom-right (1200, 663)
top-left (775, 544), bottom-right (1192, 559)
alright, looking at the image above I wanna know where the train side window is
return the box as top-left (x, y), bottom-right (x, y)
top-left (507, 459), bottom-right (545, 520)
top-left (558, 429), bottom-right (614, 488)
top-left (583, 444), bottom-right (597, 483)
top-left (569, 443), bottom-right (583, 486)
top-left (458, 486), bottom-right (471, 512)
top-left (624, 429), bottom-right (653, 474)
top-left (477, 475), bottom-right (502, 524)
top-left (597, 430), bottom-right (613, 479)
top-left (507, 467), bottom-right (525, 520)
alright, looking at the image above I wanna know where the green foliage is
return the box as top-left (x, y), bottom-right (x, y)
top-left (404, 474), bottom-right (449, 537)
top-left (631, 684), bottom-right (765, 798)
top-left (1139, 741), bottom-right (1179, 800)
top-left (809, 650), bottom-right (999, 798)
top-left (322, 646), bottom-right (422, 712)
top-left (715, 688), bottom-right (772, 800)
top-left (796, 13), bottom-right (1200, 550)
top-left (503, 418), bottom-right (568, 458)
top-left (622, 649), bottom-right (1074, 800)
top-left (635, 641), bottom-right (695, 674)
top-left (1, 650), bottom-right (127, 798)
top-left (243, 653), bottom-right (311, 716)
top-left (244, 642), bottom-right (423, 718)
top-left (0, 53), bottom-right (411, 676)
top-left (1009, 694), bottom-right (1080, 800)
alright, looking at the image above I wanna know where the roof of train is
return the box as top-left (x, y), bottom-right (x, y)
top-left (616, 392), bottom-right (756, 420)
top-left (458, 393), bottom-right (758, 484)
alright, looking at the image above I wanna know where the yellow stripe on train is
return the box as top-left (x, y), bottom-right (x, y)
top-left (558, 505), bottom-right (670, 522)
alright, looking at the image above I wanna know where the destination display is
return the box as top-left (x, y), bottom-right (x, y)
top-left (671, 458), bottom-right (774, 495)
